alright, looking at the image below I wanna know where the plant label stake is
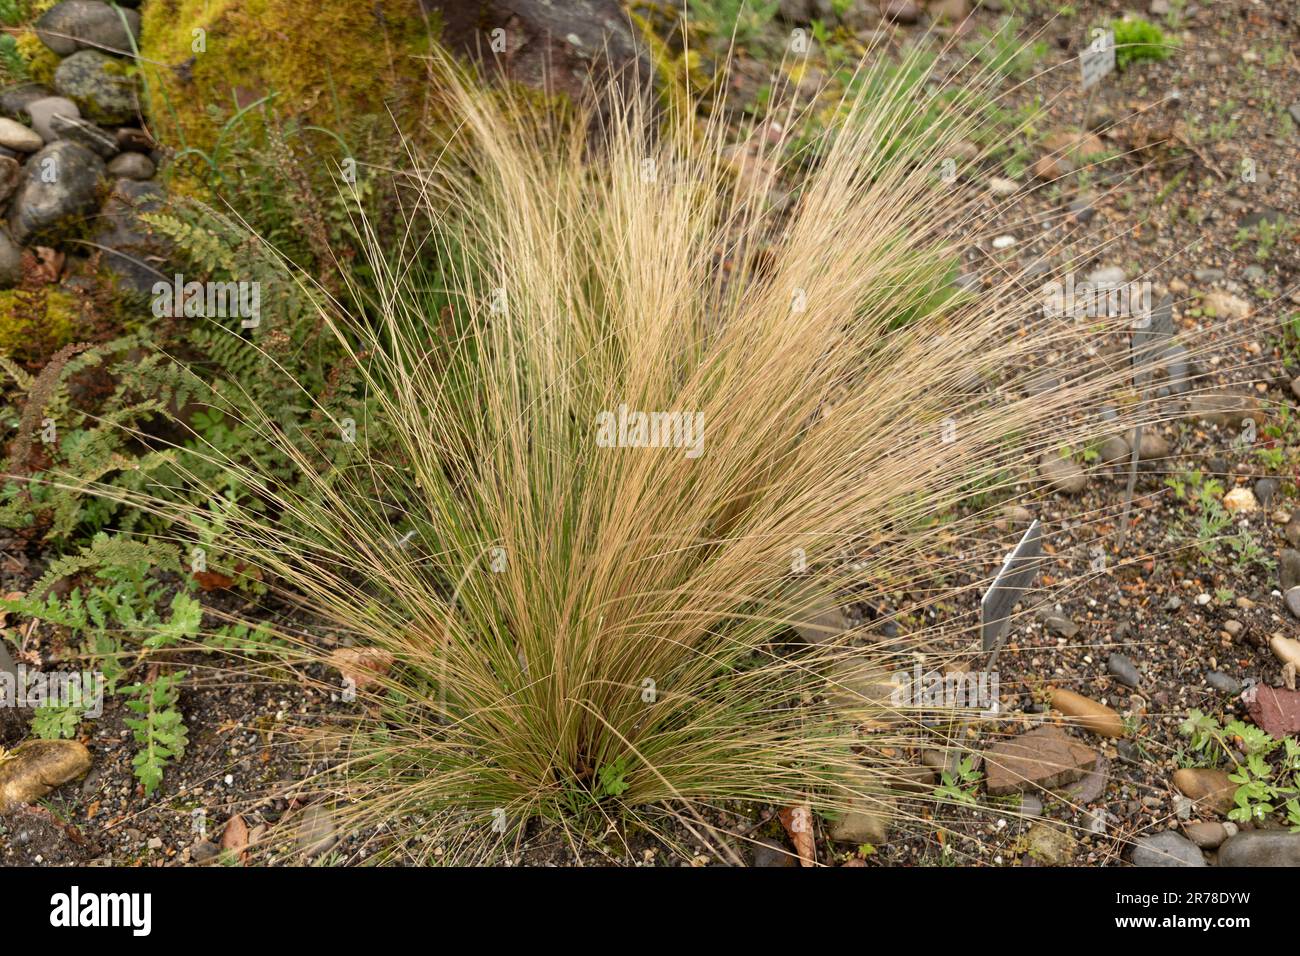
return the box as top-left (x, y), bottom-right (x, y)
top-left (982, 520), bottom-right (1043, 662)
top-left (1118, 294), bottom-right (1174, 548)
top-left (1078, 27), bottom-right (1114, 141)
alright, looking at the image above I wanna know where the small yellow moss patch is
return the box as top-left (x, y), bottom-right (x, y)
top-left (15, 30), bottom-right (59, 86)
top-left (0, 287), bottom-right (82, 362)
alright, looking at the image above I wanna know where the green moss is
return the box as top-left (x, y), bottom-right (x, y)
top-left (15, 29), bottom-right (56, 85)
top-left (0, 287), bottom-right (82, 362)
top-left (139, 0), bottom-right (437, 153)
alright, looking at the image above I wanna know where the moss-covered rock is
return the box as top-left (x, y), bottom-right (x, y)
top-left (138, 0), bottom-right (437, 152)
top-left (52, 48), bottom-right (138, 124)
top-left (8, 139), bottom-right (106, 244)
top-left (138, 0), bottom-right (652, 154)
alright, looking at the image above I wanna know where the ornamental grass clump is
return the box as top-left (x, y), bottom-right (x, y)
top-left (136, 47), bottom-right (1190, 862)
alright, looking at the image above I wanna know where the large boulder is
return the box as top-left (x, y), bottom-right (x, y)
top-left (138, 0), bottom-right (650, 152)
top-left (138, 0), bottom-right (437, 151)
top-left (8, 139), bottom-right (106, 244)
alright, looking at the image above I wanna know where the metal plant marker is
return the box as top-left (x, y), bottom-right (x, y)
top-left (1079, 27), bottom-right (1115, 136)
top-left (1118, 294), bottom-right (1174, 548)
top-left (982, 519), bottom-right (1044, 658)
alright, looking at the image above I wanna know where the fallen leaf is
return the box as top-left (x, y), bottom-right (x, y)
top-left (192, 570), bottom-right (235, 591)
top-left (777, 803), bottom-right (816, 867)
top-left (330, 647), bottom-right (394, 691)
top-left (221, 813), bottom-right (249, 864)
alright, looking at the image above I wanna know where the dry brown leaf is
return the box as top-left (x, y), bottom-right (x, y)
top-left (191, 570), bottom-right (235, 591)
top-left (329, 647), bottom-right (394, 691)
top-left (221, 813), bottom-right (249, 864)
top-left (777, 803), bottom-right (816, 867)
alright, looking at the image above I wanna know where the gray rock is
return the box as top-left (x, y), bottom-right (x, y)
top-left (92, 177), bottom-right (171, 295)
top-left (1285, 587), bottom-right (1300, 620)
top-left (1061, 754), bottom-right (1108, 803)
top-left (190, 839), bottom-right (220, 864)
top-left (48, 112), bottom-right (118, 158)
top-left (105, 150), bottom-right (153, 179)
top-left (1290, 103), bottom-right (1300, 128)
top-left (8, 140), bottom-right (106, 245)
top-left (53, 50), bottom-right (138, 125)
top-left (114, 126), bottom-right (153, 153)
top-left (0, 226), bottom-right (22, 288)
top-left (1254, 478), bottom-right (1278, 509)
top-left (1205, 671), bottom-right (1241, 695)
top-left (1019, 793), bottom-right (1043, 817)
top-left (0, 83), bottom-right (55, 120)
top-left (1068, 194), bottom-right (1096, 224)
top-left (1206, 455), bottom-right (1231, 481)
top-left (1130, 831), bottom-right (1208, 867)
top-left (1040, 610), bottom-right (1079, 639)
top-left (1040, 608), bottom-right (1081, 639)
top-left (36, 1), bottom-right (141, 56)
top-left (25, 96), bottom-right (80, 142)
top-left (1281, 549), bottom-right (1300, 593)
top-left (751, 836), bottom-right (797, 867)
top-left (1217, 831), bottom-right (1300, 867)
top-left (0, 117), bottom-right (43, 153)
top-left (1107, 653), bottom-right (1140, 688)
top-left (1193, 268), bottom-right (1225, 283)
